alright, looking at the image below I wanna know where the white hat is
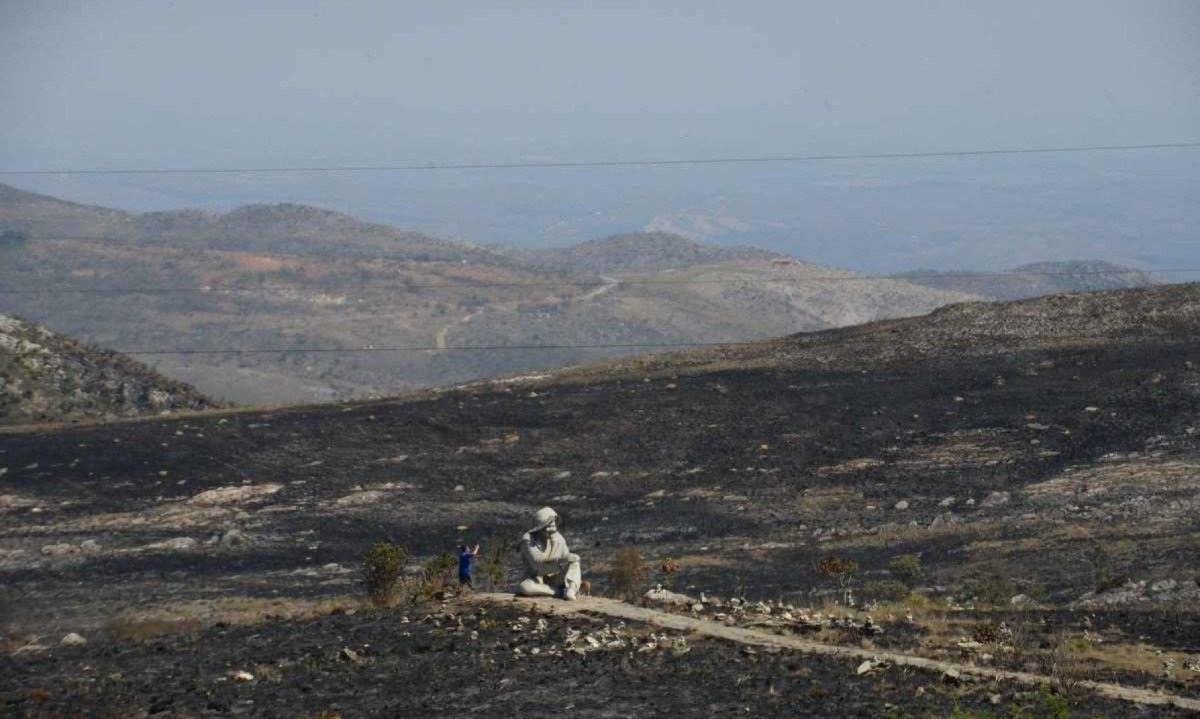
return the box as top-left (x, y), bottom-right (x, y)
top-left (533, 506), bottom-right (559, 530)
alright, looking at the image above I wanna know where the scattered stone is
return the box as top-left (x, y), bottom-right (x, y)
top-left (41, 543), bottom-right (78, 557)
top-left (980, 491), bottom-right (1010, 508)
top-left (220, 529), bottom-right (248, 547)
top-left (938, 497), bottom-right (956, 507)
top-left (643, 587), bottom-right (693, 606)
top-left (148, 537), bottom-right (198, 551)
top-left (339, 647), bottom-right (365, 664)
top-left (79, 540), bottom-right (102, 553)
top-left (1009, 594), bottom-right (1036, 607)
top-left (894, 500), bottom-right (910, 510)
top-left (453, 485), bottom-right (465, 492)
top-left (229, 670), bottom-right (255, 681)
top-left (190, 484), bottom-right (282, 506)
top-left (60, 632), bottom-right (87, 646)
top-left (942, 669), bottom-right (964, 684)
top-left (856, 658), bottom-right (886, 675)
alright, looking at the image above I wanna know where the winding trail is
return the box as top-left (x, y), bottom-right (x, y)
top-left (434, 310), bottom-right (481, 350)
top-left (469, 593), bottom-right (1200, 712)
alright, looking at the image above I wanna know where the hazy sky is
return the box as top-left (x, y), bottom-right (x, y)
top-left (3, 0), bottom-right (1199, 170)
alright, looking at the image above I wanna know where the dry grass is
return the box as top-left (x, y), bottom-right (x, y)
top-left (104, 595), bottom-right (361, 640)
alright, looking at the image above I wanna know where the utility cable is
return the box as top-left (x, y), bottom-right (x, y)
top-left (2, 141), bottom-right (1198, 176)
top-left (1, 268), bottom-right (1195, 295)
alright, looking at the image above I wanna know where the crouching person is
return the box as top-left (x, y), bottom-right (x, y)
top-left (517, 507), bottom-right (582, 600)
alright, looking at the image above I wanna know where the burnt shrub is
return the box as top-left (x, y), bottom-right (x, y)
top-left (815, 554), bottom-right (859, 605)
top-left (361, 542), bottom-right (408, 606)
top-left (610, 546), bottom-right (648, 601)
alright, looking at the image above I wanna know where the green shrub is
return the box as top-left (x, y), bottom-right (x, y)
top-left (415, 552), bottom-right (458, 601)
top-left (863, 579), bottom-right (911, 602)
top-left (477, 538), bottom-right (511, 591)
top-left (887, 554), bottom-right (923, 585)
top-left (361, 542), bottom-right (408, 606)
top-left (971, 574), bottom-right (1015, 606)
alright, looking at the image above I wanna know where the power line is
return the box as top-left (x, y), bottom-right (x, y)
top-left (2, 141), bottom-right (1199, 176)
top-left (2, 268), bottom-right (1196, 296)
top-left (0, 340), bottom-right (745, 358)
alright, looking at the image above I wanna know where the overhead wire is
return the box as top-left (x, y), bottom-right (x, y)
top-left (1, 141), bottom-right (1198, 176)
top-left (0, 266), bottom-right (1196, 295)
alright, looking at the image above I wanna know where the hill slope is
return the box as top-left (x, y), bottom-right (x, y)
top-left (504, 231), bottom-right (781, 273)
top-left (899, 260), bottom-right (1159, 300)
top-left (0, 314), bottom-right (212, 424)
top-left (3, 284), bottom-right (1199, 713)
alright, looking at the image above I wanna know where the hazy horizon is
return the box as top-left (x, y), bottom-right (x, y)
top-left (3, 1), bottom-right (1199, 271)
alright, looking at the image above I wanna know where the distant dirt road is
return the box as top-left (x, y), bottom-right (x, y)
top-left (469, 593), bottom-right (1200, 712)
top-left (434, 310), bottom-right (481, 350)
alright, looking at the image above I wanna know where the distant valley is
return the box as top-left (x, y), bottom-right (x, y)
top-left (0, 183), bottom-right (1160, 407)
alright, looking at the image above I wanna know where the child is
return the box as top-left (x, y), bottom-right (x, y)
top-left (457, 543), bottom-right (480, 589)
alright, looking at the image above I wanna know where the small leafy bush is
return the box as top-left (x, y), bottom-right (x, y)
top-left (971, 574), bottom-right (1015, 606)
top-left (477, 538), bottom-right (511, 591)
top-left (361, 542), bottom-right (408, 606)
top-left (863, 579), bottom-right (911, 603)
top-left (887, 554), bottom-right (923, 585)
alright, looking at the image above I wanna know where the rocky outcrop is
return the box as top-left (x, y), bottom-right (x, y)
top-left (0, 314), bottom-right (213, 424)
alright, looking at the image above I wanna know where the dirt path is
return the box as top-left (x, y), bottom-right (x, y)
top-left (434, 310), bottom-right (481, 349)
top-left (580, 275), bottom-right (620, 301)
top-left (469, 593), bottom-right (1200, 712)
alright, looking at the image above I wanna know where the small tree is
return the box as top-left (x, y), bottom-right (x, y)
top-left (815, 554), bottom-right (859, 606)
top-left (610, 546), bottom-right (648, 602)
top-left (361, 542), bottom-right (408, 606)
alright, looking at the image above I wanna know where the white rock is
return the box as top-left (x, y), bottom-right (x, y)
top-left (980, 491), bottom-right (1010, 508)
top-left (939, 497), bottom-right (956, 507)
top-left (60, 632), bottom-right (87, 646)
top-left (79, 539), bottom-right (102, 553)
top-left (229, 670), bottom-right (255, 681)
top-left (643, 588), bottom-right (693, 606)
top-left (220, 529), bottom-right (248, 547)
top-left (149, 537), bottom-right (197, 551)
top-left (41, 543), bottom-right (78, 556)
top-left (894, 500), bottom-right (910, 511)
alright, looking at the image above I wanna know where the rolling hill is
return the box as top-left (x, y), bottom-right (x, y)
top-left (0, 184), bottom-right (979, 405)
top-left (0, 314), bottom-right (212, 425)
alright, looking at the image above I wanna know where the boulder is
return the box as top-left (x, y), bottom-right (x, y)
top-left (60, 633), bottom-right (87, 647)
top-left (41, 543), bottom-right (78, 557)
top-left (643, 587), bottom-right (693, 606)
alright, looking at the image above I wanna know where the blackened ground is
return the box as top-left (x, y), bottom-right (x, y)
top-left (0, 603), bottom-right (1189, 719)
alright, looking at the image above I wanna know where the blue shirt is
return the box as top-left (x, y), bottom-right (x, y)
top-left (458, 551), bottom-right (474, 578)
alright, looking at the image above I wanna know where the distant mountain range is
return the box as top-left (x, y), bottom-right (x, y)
top-left (0, 182), bottom-right (1164, 408)
top-left (0, 313), bottom-right (213, 425)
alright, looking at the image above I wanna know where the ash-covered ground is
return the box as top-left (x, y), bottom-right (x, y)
top-left (3, 285), bottom-right (1200, 714)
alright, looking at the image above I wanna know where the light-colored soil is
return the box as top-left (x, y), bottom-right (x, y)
top-left (469, 593), bottom-right (1200, 712)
